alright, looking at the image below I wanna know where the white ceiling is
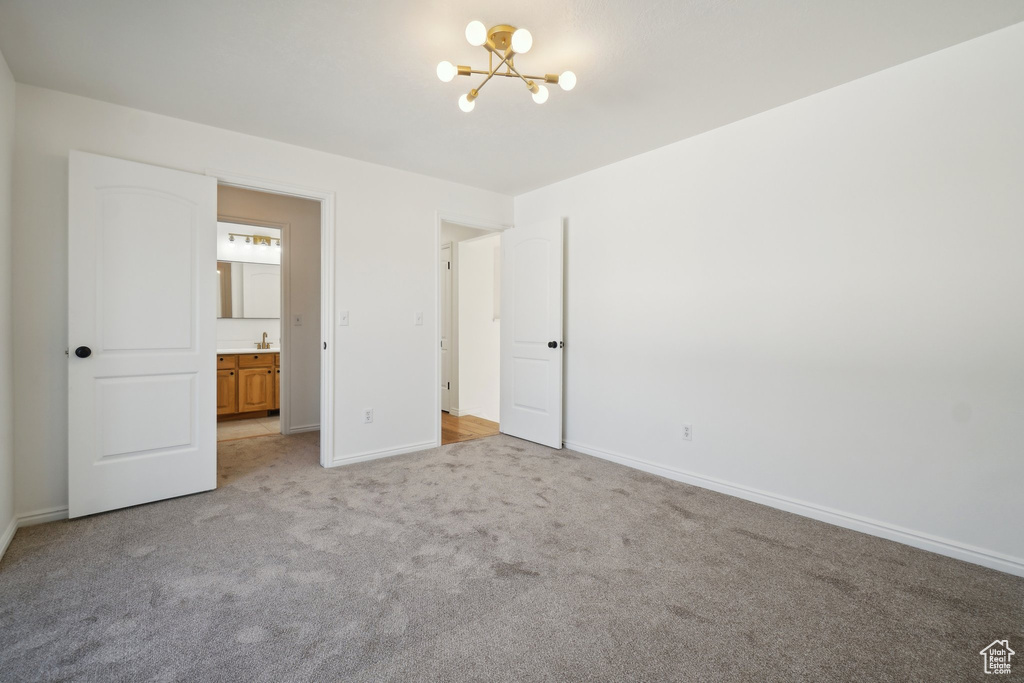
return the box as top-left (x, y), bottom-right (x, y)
top-left (1, 1), bottom-right (1022, 195)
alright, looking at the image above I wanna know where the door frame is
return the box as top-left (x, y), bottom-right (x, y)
top-left (434, 212), bottom-right (509, 447)
top-left (209, 169), bottom-right (336, 468)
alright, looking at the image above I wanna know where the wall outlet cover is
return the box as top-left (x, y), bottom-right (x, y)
top-left (364, 408), bottom-right (373, 424)
top-left (683, 424), bottom-right (692, 441)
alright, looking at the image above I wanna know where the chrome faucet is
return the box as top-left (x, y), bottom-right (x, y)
top-left (256, 332), bottom-right (271, 350)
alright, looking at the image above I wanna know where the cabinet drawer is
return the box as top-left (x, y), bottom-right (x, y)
top-left (239, 353), bottom-right (274, 368)
top-left (217, 354), bottom-right (237, 370)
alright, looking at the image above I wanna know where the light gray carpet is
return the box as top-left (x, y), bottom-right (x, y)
top-left (1, 432), bottom-right (1021, 682)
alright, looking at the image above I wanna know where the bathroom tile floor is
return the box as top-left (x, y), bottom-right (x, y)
top-left (216, 415), bottom-right (280, 442)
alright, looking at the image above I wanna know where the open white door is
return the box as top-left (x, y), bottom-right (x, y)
top-left (68, 151), bottom-right (218, 518)
top-left (440, 242), bottom-right (452, 412)
top-left (499, 219), bottom-right (563, 449)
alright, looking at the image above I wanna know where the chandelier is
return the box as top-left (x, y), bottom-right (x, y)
top-left (437, 21), bottom-right (576, 112)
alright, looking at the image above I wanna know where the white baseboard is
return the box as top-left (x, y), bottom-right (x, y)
top-left (287, 424), bottom-right (320, 434)
top-left (327, 440), bottom-right (436, 468)
top-left (0, 517), bottom-right (16, 562)
top-left (449, 408), bottom-right (473, 417)
top-left (17, 506), bottom-right (69, 527)
top-left (564, 440), bottom-right (1024, 578)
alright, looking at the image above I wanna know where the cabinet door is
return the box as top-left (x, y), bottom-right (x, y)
top-left (238, 367), bottom-right (273, 412)
top-left (216, 369), bottom-right (237, 415)
top-left (273, 367), bottom-right (281, 410)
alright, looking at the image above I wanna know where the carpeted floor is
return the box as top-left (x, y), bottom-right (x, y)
top-left (1, 433), bottom-right (1021, 682)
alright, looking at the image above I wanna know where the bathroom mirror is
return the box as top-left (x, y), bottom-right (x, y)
top-left (217, 261), bottom-right (281, 319)
top-left (216, 223), bottom-right (282, 319)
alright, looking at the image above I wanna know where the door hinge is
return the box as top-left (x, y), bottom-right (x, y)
top-left (447, 382), bottom-right (450, 390)
top-left (447, 261), bottom-right (451, 270)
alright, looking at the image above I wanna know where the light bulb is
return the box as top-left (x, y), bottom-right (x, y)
top-left (511, 28), bottom-right (532, 54)
top-left (459, 94), bottom-right (475, 113)
top-left (245, 236), bottom-right (251, 245)
top-left (465, 20), bottom-right (486, 47)
top-left (228, 235), bottom-right (235, 242)
top-left (532, 84), bottom-right (549, 104)
top-left (559, 70), bottom-right (576, 91)
top-left (436, 61), bottom-right (457, 83)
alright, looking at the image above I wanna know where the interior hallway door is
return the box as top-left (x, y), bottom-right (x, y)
top-left (440, 242), bottom-right (452, 412)
top-left (499, 219), bottom-right (564, 449)
top-left (68, 151), bottom-right (218, 517)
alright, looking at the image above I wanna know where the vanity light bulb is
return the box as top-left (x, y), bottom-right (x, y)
top-left (559, 71), bottom-right (577, 91)
top-left (459, 94), bottom-right (475, 113)
top-left (532, 84), bottom-right (549, 104)
top-left (511, 28), bottom-right (532, 54)
top-left (465, 21), bottom-right (486, 47)
top-left (436, 61), bottom-right (457, 83)
top-left (245, 236), bottom-right (251, 245)
top-left (228, 235), bottom-right (235, 242)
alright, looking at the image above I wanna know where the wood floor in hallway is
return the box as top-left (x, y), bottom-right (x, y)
top-left (441, 412), bottom-right (499, 445)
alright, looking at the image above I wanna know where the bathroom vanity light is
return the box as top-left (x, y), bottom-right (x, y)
top-left (228, 232), bottom-right (281, 248)
top-left (437, 21), bottom-right (576, 112)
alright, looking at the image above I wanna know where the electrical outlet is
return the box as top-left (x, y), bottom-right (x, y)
top-left (682, 424), bottom-right (692, 441)
top-left (363, 408), bottom-right (373, 424)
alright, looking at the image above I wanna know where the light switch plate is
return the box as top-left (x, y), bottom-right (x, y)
top-left (415, 311), bottom-right (423, 326)
top-left (293, 314), bottom-right (303, 326)
top-left (339, 310), bottom-right (349, 326)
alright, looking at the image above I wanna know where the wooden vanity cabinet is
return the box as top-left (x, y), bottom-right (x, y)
top-left (216, 352), bottom-right (279, 419)
top-left (216, 369), bottom-right (237, 415)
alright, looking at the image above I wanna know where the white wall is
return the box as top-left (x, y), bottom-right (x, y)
top-left (515, 23), bottom-right (1024, 574)
top-left (216, 318), bottom-right (282, 352)
top-left (458, 234), bottom-right (501, 422)
top-left (0, 48), bottom-right (15, 556)
top-left (12, 85), bottom-right (513, 518)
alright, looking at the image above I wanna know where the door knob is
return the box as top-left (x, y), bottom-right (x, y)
top-left (547, 341), bottom-right (557, 349)
top-left (74, 346), bottom-right (92, 358)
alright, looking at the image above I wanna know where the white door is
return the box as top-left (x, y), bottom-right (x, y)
top-left (68, 151), bottom-right (217, 518)
top-left (440, 243), bottom-right (452, 412)
top-left (500, 219), bottom-right (563, 449)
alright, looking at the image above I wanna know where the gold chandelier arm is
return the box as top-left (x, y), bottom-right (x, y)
top-left (502, 60), bottom-right (539, 91)
top-left (470, 50), bottom-right (514, 98)
top-left (463, 69), bottom-right (557, 82)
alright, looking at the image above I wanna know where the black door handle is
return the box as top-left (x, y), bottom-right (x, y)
top-left (75, 346), bottom-right (92, 358)
top-left (548, 341), bottom-right (557, 349)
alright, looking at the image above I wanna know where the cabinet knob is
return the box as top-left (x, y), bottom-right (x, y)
top-left (229, 371), bottom-right (234, 376)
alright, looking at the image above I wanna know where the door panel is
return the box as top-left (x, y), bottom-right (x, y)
top-left (440, 243), bottom-right (452, 412)
top-left (238, 367), bottom-right (273, 412)
top-left (500, 219), bottom-right (563, 449)
top-left (68, 151), bottom-right (217, 518)
top-left (217, 369), bottom-right (237, 415)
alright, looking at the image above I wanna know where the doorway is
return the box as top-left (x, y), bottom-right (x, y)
top-left (215, 186), bottom-right (321, 452)
top-left (439, 219), bottom-right (503, 445)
